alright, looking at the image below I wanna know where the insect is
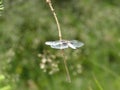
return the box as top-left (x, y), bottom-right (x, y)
top-left (45, 40), bottom-right (84, 49)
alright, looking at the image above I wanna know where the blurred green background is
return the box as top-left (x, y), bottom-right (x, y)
top-left (0, 0), bottom-right (120, 90)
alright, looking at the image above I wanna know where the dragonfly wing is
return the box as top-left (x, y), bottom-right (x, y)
top-left (50, 43), bottom-right (68, 49)
top-left (70, 40), bottom-right (84, 48)
top-left (68, 43), bottom-right (76, 49)
top-left (45, 41), bottom-right (62, 45)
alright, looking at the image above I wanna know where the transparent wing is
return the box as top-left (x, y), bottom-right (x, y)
top-left (45, 41), bottom-right (62, 45)
top-left (45, 40), bottom-right (84, 49)
top-left (68, 43), bottom-right (76, 49)
top-left (70, 40), bottom-right (84, 48)
top-left (50, 43), bottom-right (68, 49)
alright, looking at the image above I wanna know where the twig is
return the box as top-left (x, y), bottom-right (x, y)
top-left (62, 50), bottom-right (71, 83)
top-left (46, 0), bottom-right (62, 41)
top-left (45, 0), bottom-right (71, 82)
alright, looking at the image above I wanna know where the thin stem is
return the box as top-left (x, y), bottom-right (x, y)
top-left (92, 73), bottom-right (103, 90)
top-left (62, 50), bottom-right (71, 83)
top-left (46, 0), bottom-right (62, 41)
top-left (45, 0), bottom-right (71, 82)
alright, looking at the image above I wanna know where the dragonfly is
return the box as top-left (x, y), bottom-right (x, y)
top-left (45, 40), bottom-right (84, 49)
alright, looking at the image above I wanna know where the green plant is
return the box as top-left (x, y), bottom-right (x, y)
top-left (0, 0), bottom-right (4, 10)
top-left (0, 74), bottom-right (11, 90)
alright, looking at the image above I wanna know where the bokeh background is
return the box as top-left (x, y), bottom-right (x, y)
top-left (0, 0), bottom-right (120, 90)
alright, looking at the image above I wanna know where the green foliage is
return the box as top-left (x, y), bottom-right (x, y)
top-left (0, 0), bottom-right (120, 90)
top-left (0, 75), bottom-right (11, 90)
top-left (0, 0), bottom-right (4, 15)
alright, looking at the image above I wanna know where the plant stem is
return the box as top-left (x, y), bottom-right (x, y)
top-left (92, 73), bottom-right (103, 90)
top-left (46, 0), bottom-right (62, 41)
top-left (62, 50), bottom-right (71, 83)
top-left (45, 0), bottom-right (71, 82)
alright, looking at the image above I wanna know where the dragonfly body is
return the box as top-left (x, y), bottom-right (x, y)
top-left (45, 40), bottom-right (84, 49)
